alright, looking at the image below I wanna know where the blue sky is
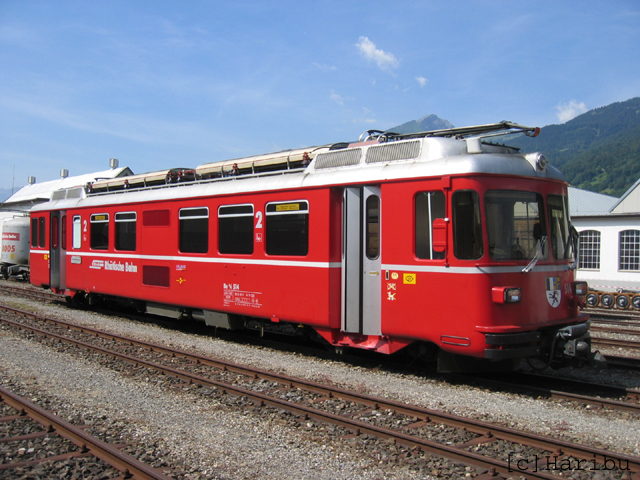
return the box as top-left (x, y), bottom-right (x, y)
top-left (1, 1), bottom-right (639, 192)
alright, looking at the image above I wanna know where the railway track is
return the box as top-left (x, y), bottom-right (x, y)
top-left (3, 282), bottom-right (640, 407)
top-left (1, 304), bottom-right (639, 478)
top-left (454, 372), bottom-right (640, 414)
top-left (0, 385), bottom-right (172, 479)
top-left (586, 306), bottom-right (640, 321)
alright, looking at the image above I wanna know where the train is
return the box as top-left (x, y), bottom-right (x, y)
top-left (26, 122), bottom-right (598, 372)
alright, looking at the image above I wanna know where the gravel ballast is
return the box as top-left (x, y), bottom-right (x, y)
top-left (1, 292), bottom-right (640, 478)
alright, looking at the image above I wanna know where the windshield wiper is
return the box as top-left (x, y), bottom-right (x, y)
top-left (522, 236), bottom-right (547, 273)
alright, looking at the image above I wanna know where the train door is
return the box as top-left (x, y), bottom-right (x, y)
top-left (342, 186), bottom-right (381, 336)
top-left (49, 211), bottom-right (66, 290)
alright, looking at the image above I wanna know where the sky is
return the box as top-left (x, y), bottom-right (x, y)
top-left (1, 0), bottom-right (640, 192)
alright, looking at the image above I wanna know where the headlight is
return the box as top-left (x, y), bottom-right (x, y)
top-left (573, 281), bottom-right (588, 296)
top-left (492, 286), bottom-right (522, 304)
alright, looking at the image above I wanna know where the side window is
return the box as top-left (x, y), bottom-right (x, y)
top-left (452, 190), bottom-right (483, 260)
top-left (51, 216), bottom-right (59, 249)
top-left (115, 212), bottom-right (137, 251)
top-left (619, 230), bottom-right (640, 271)
top-left (266, 201), bottom-right (309, 256)
top-left (578, 230), bottom-right (600, 270)
top-left (38, 217), bottom-right (46, 247)
top-left (179, 207), bottom-right (209, 253)
top-left (90, 214), bottom-right (109, 250)
top-left (366, 195), bottom-right (380, 260)
top-left (72, 216), bottom-right (82, 249)
top-left (218, 204), bottom-right (254, 254)
top-left (61, 215), bottom-right (67, 250)
top-left (547, 195), bottom-right (573, 260)
top-left (31, 218), bottom-right (38, 247)
top-left (415, 191), bottom-right (445, 260)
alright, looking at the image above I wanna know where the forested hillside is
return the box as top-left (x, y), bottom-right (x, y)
top-left (508, 97), bottom-right (640, 197)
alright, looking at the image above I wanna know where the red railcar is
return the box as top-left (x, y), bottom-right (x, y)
top-left (30, 123), bottom-right (595, 371)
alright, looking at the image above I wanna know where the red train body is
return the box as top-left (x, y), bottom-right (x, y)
top-left (29, 123), bottom-right (595, 371)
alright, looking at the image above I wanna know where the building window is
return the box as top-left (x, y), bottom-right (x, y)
top-left (452, 190), bottom-right (483, 260)
top-left (619, 230), bottom-right (640, 271)
top-left (179, 207), bottom-right (209, 253)
top-left (266, 201), bottom-right (309, 256)
top-left (90, 214), bottom-right (109, 250)
top-left (578, 230), bottom-right (600, 270)
top-left (115, 212), bottom-right (137, 251)
top-left (415, 191), bottom-right (446, 260)
top-left (218, 204), bottom-right (254, 254)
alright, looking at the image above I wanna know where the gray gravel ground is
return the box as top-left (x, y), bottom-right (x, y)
top-left (2, 291), bottom-right (640, 478)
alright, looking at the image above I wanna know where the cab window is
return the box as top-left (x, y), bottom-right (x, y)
top-left (486, 191), bottom-right (547, 260)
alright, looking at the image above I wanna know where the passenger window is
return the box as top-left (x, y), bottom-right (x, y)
top-left (452, 190), bottom-right (483, 260)
top-left (61, 215), bottom-right (67, 250)
top-left (179, 207), bottom-right (209, 253)
top-left (415, 191), bottom-right (446, 259)
top-left (366, 195), bottom-right (380, 260)
top-left (51, 216), bottom-right (59, 249)
top-left (31, 218), bottom-right (38, 247)
top-left (38, 217), bottom-right (45, 247)
top-left (73, 216), bottom-right (82, 249)
top-left (218, 204), bottom-right (254, 254)
top-left (90, 214), bottom-right (109, 250)
top-left (266, 201), bottom-right (309, 256)
top-left (115, 212), bottom-right (137, 251)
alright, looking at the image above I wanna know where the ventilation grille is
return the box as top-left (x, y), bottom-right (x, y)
top-left (314, 148), bottom-right (362, 169)
top-left (365, 140), bottom-right (421, 164)
top-left (143, 265), bottom-right (170, 287)
top-left (66, 188), bottom-right (83, 198)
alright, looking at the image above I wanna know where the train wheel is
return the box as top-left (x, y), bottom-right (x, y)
top-left (600, 294), bottom-right (614, 308)
top-left (633, 296), bottom-right (640, 310)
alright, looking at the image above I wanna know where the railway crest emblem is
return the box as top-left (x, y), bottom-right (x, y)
top-left (545, 276), bottom-right (561, 308)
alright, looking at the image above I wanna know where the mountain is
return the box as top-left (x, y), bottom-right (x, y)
top-left (0, 188), bottom-right (15, 203)
top-left (388, 114), bottom-right (454, 134)
top-left (389, 98), bottom-right (640, 198)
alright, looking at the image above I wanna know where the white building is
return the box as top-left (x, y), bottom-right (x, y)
top-left (1, 161), bottom-right (133, 240)
top-left (571, 182), bottom-right (640, 295)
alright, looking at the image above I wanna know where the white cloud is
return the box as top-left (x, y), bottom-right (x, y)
top-left (313, 62), bottom-right (337, 71)
top-left (356, 36), bottom-right (398, 72)
top-left (416, 76), bottom-right (428, 88)
top-left (330, 90), bottom-right (344, 106)
top-left (555, 100), bottom-right (588, 123)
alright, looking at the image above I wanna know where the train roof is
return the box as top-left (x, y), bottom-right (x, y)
top-left (33, 122), bottom-right (565, 212)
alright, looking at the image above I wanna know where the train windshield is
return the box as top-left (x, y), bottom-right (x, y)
top-left (486, 191), bottom-right (547, 261)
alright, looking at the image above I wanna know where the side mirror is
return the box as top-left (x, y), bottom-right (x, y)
top-left (432, 218), bottom-right (447, 253)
